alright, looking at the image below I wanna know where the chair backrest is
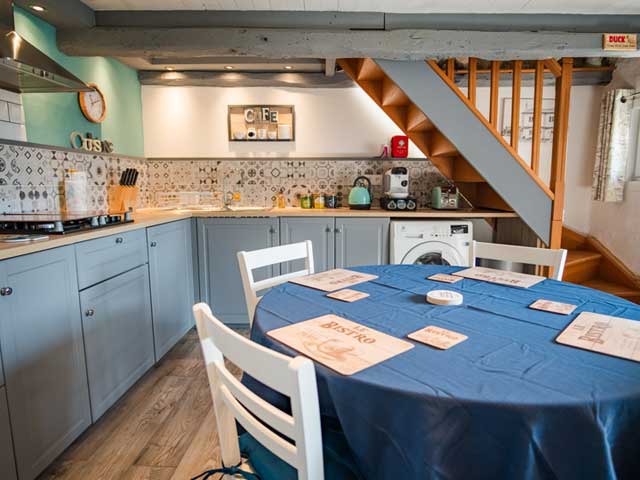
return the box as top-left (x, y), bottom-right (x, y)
top-left (193, 303), bottom-right (324, 480)
top-left (238, 240), bottom-right (314, 325)
top-left (471, 241), bottom-right (567, 280)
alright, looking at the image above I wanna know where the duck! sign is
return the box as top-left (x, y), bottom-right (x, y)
top-left (603, 33), bottom-right (637, 51)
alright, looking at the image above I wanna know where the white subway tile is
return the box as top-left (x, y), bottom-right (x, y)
top-left (0, 101), bottom-right (9, 122)
top-left (8, 102), bottom-right (24, 124)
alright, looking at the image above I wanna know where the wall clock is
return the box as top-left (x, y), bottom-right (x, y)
top-left (78, 83), bottom-right (107, 123)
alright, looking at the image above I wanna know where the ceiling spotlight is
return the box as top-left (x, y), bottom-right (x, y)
top-left (224, 65), bottom-right (234, 70)
top-left (165, 66), bottom-right (174, 71)
top-left (30, 5), bottom-right (46, 12)
top-left (284, 65), bottom-right (293, 70)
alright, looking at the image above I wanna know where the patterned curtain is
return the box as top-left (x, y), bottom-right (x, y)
top-left (592, 89), bottom-right (634, 202)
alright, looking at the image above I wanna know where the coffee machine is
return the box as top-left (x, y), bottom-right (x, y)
top-left (381, 167), bottom-right (417, 211)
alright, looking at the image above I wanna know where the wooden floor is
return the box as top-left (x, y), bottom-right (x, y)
top-left (39, 329), bottom-right (241, 480)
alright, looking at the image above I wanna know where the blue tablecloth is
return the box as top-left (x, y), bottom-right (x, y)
top-left (247, 265), bottom-right (640, 480)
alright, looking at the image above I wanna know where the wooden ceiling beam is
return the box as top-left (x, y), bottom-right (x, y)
top-left (57, 27), bottom-right (640, 60)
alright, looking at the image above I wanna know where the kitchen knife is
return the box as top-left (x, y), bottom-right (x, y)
top-left (124, 168), bottom-right (133, 186)
top-left (119, 170), bottom-right (127, 186)
top-left (131, 170), bottom-right (139, 186)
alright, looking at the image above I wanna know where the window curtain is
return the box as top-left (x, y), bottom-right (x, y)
top-left (592, 89), bottom-right (634, 202)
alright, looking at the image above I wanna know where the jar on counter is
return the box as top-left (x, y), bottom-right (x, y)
top-left (300, 193), bottom-right (312, 209)
top-left (313, 193), bottom-right (325, 209)
top-left (325, 195), bottom-right (337, 208)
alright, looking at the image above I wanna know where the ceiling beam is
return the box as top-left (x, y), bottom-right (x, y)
top-left (96, 10), bottom-right (383, 29)
top-left (138, 71), bottom-right (354, 88)
top-left (58, 27), bottom-right (640, 60)
top-left (93, 11), bottom-right (640, 34)
top-left (13, 0), bottom-right (95, 28)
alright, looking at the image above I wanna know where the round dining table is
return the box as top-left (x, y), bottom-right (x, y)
top-left (245, 265), bottom-right (640, 480)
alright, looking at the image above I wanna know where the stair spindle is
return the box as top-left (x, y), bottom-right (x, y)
top-left (531, 60), bottom-right (544, 175)
top-left (489, 61), bottom-right (500, 126)
top-left (468, 58), bottom-right (477, 106)
top-left (510, 61), bottom-right (522, 151)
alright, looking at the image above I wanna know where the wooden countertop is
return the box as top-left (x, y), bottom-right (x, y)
top-left (0, 207), bottom-right (516, 261)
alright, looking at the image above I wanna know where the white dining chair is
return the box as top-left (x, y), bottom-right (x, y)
top-left (193, 302), bottom-right (324, 480)
top-left (471, 241), bottom-right (568, 280)
top-left (238, 240), bottom-right (314, 325)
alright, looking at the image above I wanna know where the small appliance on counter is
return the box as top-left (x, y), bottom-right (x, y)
top-left (0, 211), bottom-right (133, 235)
top-left (381, 167), bottom-right (417, 211)
top-left (348, 176), bottom-right (372, 210)
top-left (431, 186), bottom-right (460, 210)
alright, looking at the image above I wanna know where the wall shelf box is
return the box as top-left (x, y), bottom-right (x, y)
top-left (228, 105), bottom-right (295, 142)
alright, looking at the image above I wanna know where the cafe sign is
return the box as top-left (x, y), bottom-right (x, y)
top-left (603, 33), bottom-right (637, 51)
top-left (70, 131), bottom-right (114, 153)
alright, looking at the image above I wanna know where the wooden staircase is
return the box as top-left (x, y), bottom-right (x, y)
top-left (562, 227), bottom-right (640, 303)
top-left (338, 58), bottom-right (572, 247)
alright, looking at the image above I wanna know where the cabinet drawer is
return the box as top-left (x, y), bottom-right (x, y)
top-left (75, 229), bottom-right (148, 289)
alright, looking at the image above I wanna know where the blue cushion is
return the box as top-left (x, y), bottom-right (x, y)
top-left (239, 426), bottom-right (362, 480)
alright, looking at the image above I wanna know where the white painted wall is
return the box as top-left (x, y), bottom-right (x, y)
top-left (142, 86), bottom-right (424, 158)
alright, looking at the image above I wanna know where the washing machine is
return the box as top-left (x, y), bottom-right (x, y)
top-left (391, 220), bottom-right (473, 266)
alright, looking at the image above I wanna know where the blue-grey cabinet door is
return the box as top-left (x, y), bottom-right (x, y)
top-left (280, 217), bottom-right (335, 273)
top-left (0, 247), bottom-right (91, 480)
top-left (197, 217), bottom-right (279, 325)
top-left (335, 217), bottom-right (390, 268)
top-left (0, 387), bottom-right (17, 480)
top-left (80, 265), bottom-right (155, 421)
top-left (148, 219), bottom-right (195, 360)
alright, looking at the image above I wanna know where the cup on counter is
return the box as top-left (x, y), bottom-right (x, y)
top-left (325, 195), bottom-right (337, 208)
top-left (257, 128), bottom-right (268, 140)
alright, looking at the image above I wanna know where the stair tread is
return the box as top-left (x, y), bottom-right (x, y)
top-left (581, 279), bottom-right (640, 296)
top-left (565, 250), bottom-right (602, 265)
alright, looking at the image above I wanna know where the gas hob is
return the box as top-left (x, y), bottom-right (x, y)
top-left (0, 211), bottom-right (133, 235)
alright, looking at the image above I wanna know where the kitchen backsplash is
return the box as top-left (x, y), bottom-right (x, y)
top-left (0, 142), bottom-right (449, 213)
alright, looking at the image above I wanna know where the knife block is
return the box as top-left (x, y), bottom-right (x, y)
top-left (108, 185), bottom-right (138, 213)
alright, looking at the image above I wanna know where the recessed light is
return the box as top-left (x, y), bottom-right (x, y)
top-left (224, 65), bottom-right (234, 70)
top-left (31, 5), bottom-right (46, 12)
top-left (284, 65), bottom-right (293, 70)
top-left (165, 66), bottom-right (174, 71)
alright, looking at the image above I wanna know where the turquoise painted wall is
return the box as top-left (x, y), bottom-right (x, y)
top-left (13, 7), bottom-right (144, 157)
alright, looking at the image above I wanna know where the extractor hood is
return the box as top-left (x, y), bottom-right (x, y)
top-left (0, 3), bottom-right (91, 93)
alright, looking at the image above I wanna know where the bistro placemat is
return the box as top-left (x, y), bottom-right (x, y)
top-left (289, 268), bottom-right (378, 292)
top-left (267, 314), bottom-right (413, 375)
top-left (556, 312), bottom-right (640, 363)
top-left (454, 266), bottom-right (545, 289)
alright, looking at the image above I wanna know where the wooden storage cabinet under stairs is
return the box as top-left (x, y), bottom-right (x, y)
top-left (562, 227), bottom-right (640, 303)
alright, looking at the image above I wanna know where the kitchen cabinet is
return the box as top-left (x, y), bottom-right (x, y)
top-left (280, 217), bottom-right (335, 273)
top-left (335, 217), bottom-right (390, 268)
top-left (0, 247), bottom-right (91, 480)
top-left (198, 217), bottom-right (279, 325)
top-left (80, 265), bottom-right (155, 421)
top-left (148, 219), bottom-right (195, 360)
top-left (75, 229), bottom-right (148, 290)
top-left (0, 387), bottom-right (17, 480)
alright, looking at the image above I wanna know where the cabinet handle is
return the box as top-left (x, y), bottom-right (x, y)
top-left (85, 309), bottom-right (95, 317)
top-left (0, 287), bottom-right (13, 296)
top-left (269, 227), bottom-right (276, 234)
top-left (115, 237), bottom-right (124, 244)
top-left (150, 241), bottom-right (157, 247)
top-left (334, 227), bottom-right (343, 234)
top-left (325, 226), bottom-right (332, 233)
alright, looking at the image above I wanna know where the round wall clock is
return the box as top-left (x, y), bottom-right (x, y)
top-left (78, 83), bottom-right (107, 123)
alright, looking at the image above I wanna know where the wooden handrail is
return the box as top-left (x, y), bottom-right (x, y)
top-left (531, 60), bottom-right (544, 174)
top-left (549, 58), bottom-right (573, 248)
top-left (468, 58), bottom-right (477, 105)
top-left (489, 61), bottom-right (500, 127)
top-left (510, 60), bottom-right (522, 151)
top-left (426, 59), bottom-right (554, 200)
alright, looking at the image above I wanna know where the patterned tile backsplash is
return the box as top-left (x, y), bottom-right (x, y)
top-left (0, 142), bottom-right (450, 213)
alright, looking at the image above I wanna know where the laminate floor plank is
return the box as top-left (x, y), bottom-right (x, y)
top-left (38, 329), bottom-right (234, 480)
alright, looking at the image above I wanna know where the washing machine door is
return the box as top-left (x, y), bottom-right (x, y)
top-left (401, 241), bottom-right (465, 266)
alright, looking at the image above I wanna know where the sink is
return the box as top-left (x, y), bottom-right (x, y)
top-left (173, 205), bottom-right (271, 212)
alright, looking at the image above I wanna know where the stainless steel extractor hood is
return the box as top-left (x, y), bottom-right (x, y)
top-left (0, 2), bottom-right (91, 93)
